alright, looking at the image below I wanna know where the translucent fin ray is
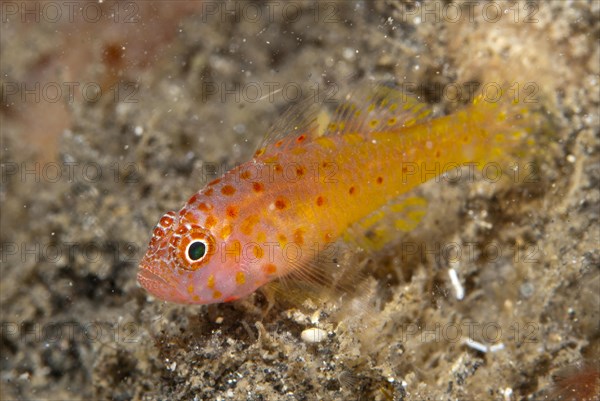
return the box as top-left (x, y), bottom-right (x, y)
top-left (342, 196), bottom-right (429, 251)
top-left (322, 82), bottom-right (434, 137)
top-left (253, 82), bottom-right (435, 159)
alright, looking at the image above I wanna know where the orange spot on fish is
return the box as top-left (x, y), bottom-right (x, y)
top-left (316, 195), bottom-right (325, 206)
top-left (212, 290), bottom-right (222, 299)
top-left (240, 170), bottom-right (251, 180)
top-left (376, 176), bottom-right (383, 184)
top-left (256, 231), bottom-right (267, 243)
top-left (160, 215), bottom-right (174, 227)
top-left (292, 147), bottom-right (307, 155)
top-left (207, 274), bottom-right (215, 289)
top-left (226, 205), bottom-right (238, 219)
top-left (209, 178), bottom-right (221, 186)
top-left (274, 163), bottom-right (283, 174)
top-left (221, 185), bottom-right (236, 196)
top-left (349, 186), bottom-right (356, 195)
top-left (240, 214), bottom-right (258, 235)
top-left (153, 227), bottom-right (164, 237)
top-left (181, 210), bottom-right (195, 223)
top-left (277, 233), bottom-right (287, 247)
top-left (235, 272), bottom-right (246, 285)
top-left (252, 245), bottom-right (264, 259)
top-left (296, 165), bottom-right (306, 177)
top-left (205, 215), bottom-right (217, 228)
top-left (297, 134), bottom-right (306, 142)
top-left (263, 264), bottom-right (277, 274)
top-left (344, 134), bottom-right (363, 144)
top-left (204, 188), bottom-right (213, 196)
top-left (240, 215), bottom-right (259, 235)
top-left (187, 284), bottom-right (194, 294)
top-left (315, 137), bottom-right (336, 149)
top-left (220, 224), bottom-right (233, 239)
top-left (293, 228), bottom-right (305, 246)
top-left (198, 202), bottom-right (212, 212)
top-left (252, 182), bottom-right (264, 193)
top-left (274, 197), bottom-right (289, 210)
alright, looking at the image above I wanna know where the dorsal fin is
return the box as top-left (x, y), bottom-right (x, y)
top-left (253, 82), bottom-right (435, 159)
top-left (253, 92), bottom-right (323, 159)
top-left (323, 82), bottom-right (434, 137)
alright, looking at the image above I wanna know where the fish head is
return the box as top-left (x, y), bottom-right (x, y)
top-left (137, 209), bottom-right (251, 304)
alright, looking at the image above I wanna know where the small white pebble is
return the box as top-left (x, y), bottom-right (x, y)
top-left (343, 47), bottom-right (356, 61)
top-left (464, 338), bottom-right (488, 353)
top-left (310, 311), bottom-right (320, 325)
top-left (233, 124), bottom-right (246, 134)
top-left (301, 328), bottom-right (328, 343)
top-left (519, 282), bottom-right (534, 298)
top-left (215, 316), bottom-right (224, 324)
top-left (566, 154), bottom-right (576, 163)
top-left (477, 220), bottom-right (493, 229)
top-left (448, 268), bottom-right (465, 300)
top-left (489, 343), bottom-right (505, 352)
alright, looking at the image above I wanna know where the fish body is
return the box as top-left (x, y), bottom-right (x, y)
top-left (138, 84), bottom-right (534, 304)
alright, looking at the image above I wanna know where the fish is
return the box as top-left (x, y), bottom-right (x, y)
top-left (137, 82), bottom-right (537, 304)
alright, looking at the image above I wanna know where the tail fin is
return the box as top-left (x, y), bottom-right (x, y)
top-left (458, 82), bottom-right (551, 170)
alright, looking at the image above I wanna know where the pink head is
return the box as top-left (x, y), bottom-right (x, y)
top-left (137, 202), bottom-right (261, 304)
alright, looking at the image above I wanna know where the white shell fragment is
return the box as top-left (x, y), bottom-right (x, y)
top-left (301, 328), bottom-right (328, 343)
top-left (464, 338), bottom-right (505, 353)
top-left (448, 267), bottom-right (465, 300)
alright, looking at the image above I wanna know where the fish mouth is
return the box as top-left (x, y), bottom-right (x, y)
top-left (137, 265), bottom-right (187, 303)
top-left (137, 268), bottom-right (169, 289)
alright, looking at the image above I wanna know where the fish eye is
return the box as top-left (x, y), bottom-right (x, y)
top-left (186, 240), bottom-right (207, 262)
top-left (168, 224), bottom-right (215, 271)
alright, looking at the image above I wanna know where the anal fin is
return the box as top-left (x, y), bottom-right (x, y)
top-left (343, 195), bottom-right (429, 251)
